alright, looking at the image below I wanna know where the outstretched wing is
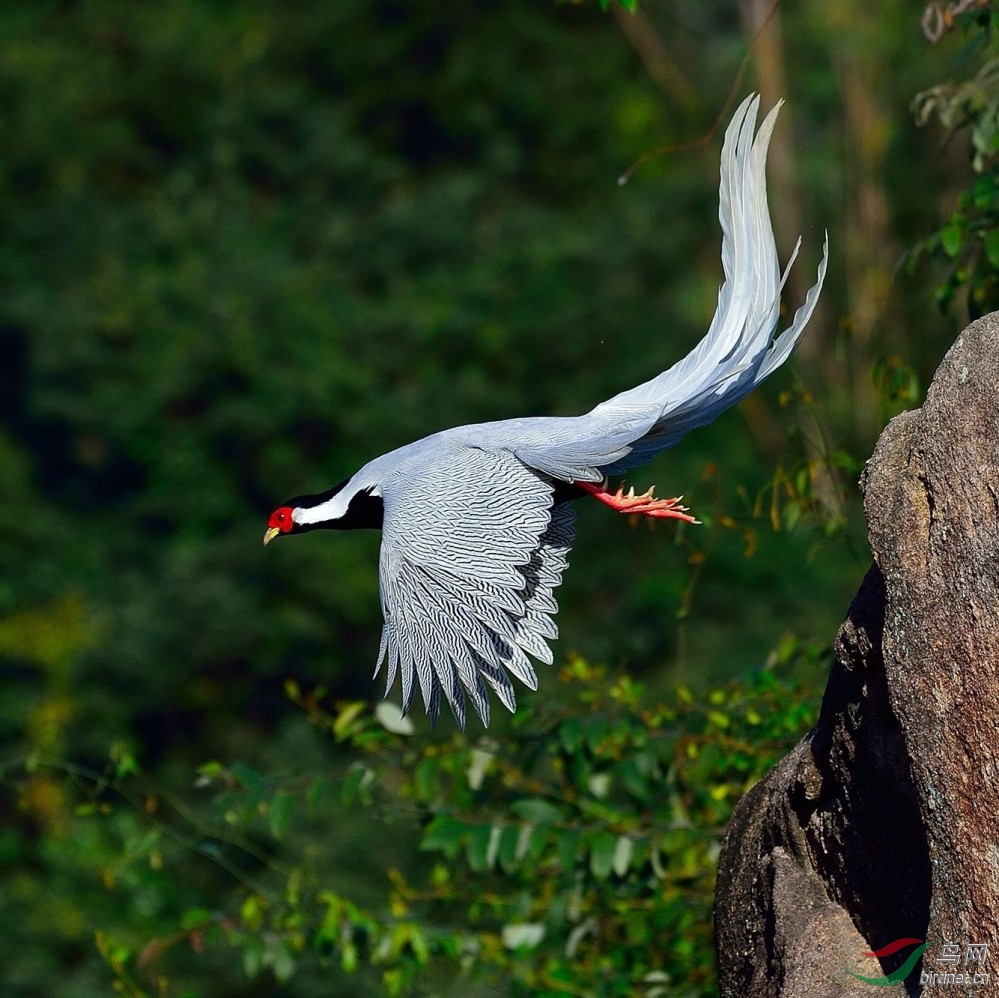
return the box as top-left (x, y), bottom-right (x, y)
top-left (375, 446), bottom-right (575, 728)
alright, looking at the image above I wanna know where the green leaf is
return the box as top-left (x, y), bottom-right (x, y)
top-left (971, 174), bottom-right (994, 209)
top-left (269, 791), bottom-right (293, 840)
top-left (241, 894), bottom-right (265, 932)
top-left (180, 907), bottom-right (213, 931)
top-left (340, 766), bottom-right (373, 806)
top-left (342, 939), bottom-right (358, 973)
top-left (272, 940), bottom-right (296, 983)
top-left (620, 756), bottom-right (651, 801)
top-left (940, 221), bottom-right (964, 258)
top-left (510, 798), bottom-right (563, 824)
top-left (420, 814), bottom-right (466, 857)
top-left (985, 228), bottom-right (999, 269)
top-left (707, 709), bottom-right (730, 730)
top-left (334, 701), bottom-right (367, 740)
top-left (242, 939), bottom-right (265, 979)
top-left (589, 831), bottom-right (617, 879)
top-left (583, 715), bottom-right (608, 751)
top-left (559, 716), bottom-right (583, 753)
top-left (383, 968), bottom-right (405, 997)
top-left (109, 741), bottom-right (140, 777)
top-left (466, 823), bottom-right (494, 873)
top-left (408, 924), bottom-right (430, 964)
top-left (784, 502), bottom-right (802, 532)
top-left (498, 824), bottom-right (521, 873)
top-left (230, 762), bottom-right (263, 800)
top-left (414, 757), bottom-right (439, 802)
top-left (307, 775), bottom-right (336, 813)
top-left (557, 827), bottom-right (582, 872)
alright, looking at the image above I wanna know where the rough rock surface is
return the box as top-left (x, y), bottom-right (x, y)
top-left (714, 312), bottom-right (999, 996)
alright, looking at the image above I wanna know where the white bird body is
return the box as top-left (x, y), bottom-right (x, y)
top-left (265, 96), bottom-right (829, 728)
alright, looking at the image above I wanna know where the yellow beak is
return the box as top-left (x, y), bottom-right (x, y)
top-left (263, 526), bottom-right (281, 546)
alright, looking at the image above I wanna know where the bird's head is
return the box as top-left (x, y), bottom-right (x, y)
top-left (263, 504), bottom-right (299, 544)
top-left (263, 478), bottom-right (383, 544)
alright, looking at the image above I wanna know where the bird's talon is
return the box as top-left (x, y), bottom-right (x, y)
top-left (575, 479), bottom-right (698, 524)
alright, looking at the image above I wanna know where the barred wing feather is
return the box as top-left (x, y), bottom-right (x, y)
top-left (376, 448), bottom-right (575, 728)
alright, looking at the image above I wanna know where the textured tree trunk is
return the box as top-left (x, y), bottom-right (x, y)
top-left (714, 312), bottom-right (999, 997)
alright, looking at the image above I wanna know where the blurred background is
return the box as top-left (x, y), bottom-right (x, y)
top-left (0, 1), bottom-right (985, 994)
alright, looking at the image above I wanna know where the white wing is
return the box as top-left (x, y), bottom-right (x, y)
top-left (375, 446), bottom-right (575, 728)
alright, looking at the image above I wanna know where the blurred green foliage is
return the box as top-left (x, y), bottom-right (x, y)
top-left (1, 0), bottom-right (992, 995)
top-left (4, 658), bottom-right (824, 997)
top-left (910, 2), bottom-right (999, 314)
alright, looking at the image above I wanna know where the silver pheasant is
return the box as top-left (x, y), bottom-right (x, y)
top-left (265, 95), bottom-right (828, 728)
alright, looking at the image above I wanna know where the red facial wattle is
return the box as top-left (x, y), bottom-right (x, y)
top-left (268, 507), bottom-right (294, 532)
top-left (263, 506), bottom-right (295, 545)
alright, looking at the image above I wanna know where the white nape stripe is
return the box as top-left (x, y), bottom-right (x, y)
top-left (294, 489), bottom-right (353, 525)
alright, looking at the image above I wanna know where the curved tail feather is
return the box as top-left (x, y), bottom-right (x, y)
top-left (591, 94), bottom-right (828, 474)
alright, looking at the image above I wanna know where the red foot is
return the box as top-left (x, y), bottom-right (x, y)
top-left (575, 479), bottom-right (699, 524)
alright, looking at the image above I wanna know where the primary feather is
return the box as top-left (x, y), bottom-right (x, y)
top-left (267, 95), bottom-right (828, 728)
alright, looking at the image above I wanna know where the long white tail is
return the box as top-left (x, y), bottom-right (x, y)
top-left (593, 95), bottom-right (828, 473)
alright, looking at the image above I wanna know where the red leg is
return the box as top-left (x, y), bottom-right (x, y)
top-left (574, 479), bottom-right (699, 524)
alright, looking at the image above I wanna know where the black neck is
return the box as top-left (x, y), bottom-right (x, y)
top-left (286, 480), bottom-right (384, 533)
top-left (327, 488), bottom-right (383, 531)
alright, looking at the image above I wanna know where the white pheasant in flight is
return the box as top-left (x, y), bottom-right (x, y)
top-left (265, 95), bottom-right (828, 728)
